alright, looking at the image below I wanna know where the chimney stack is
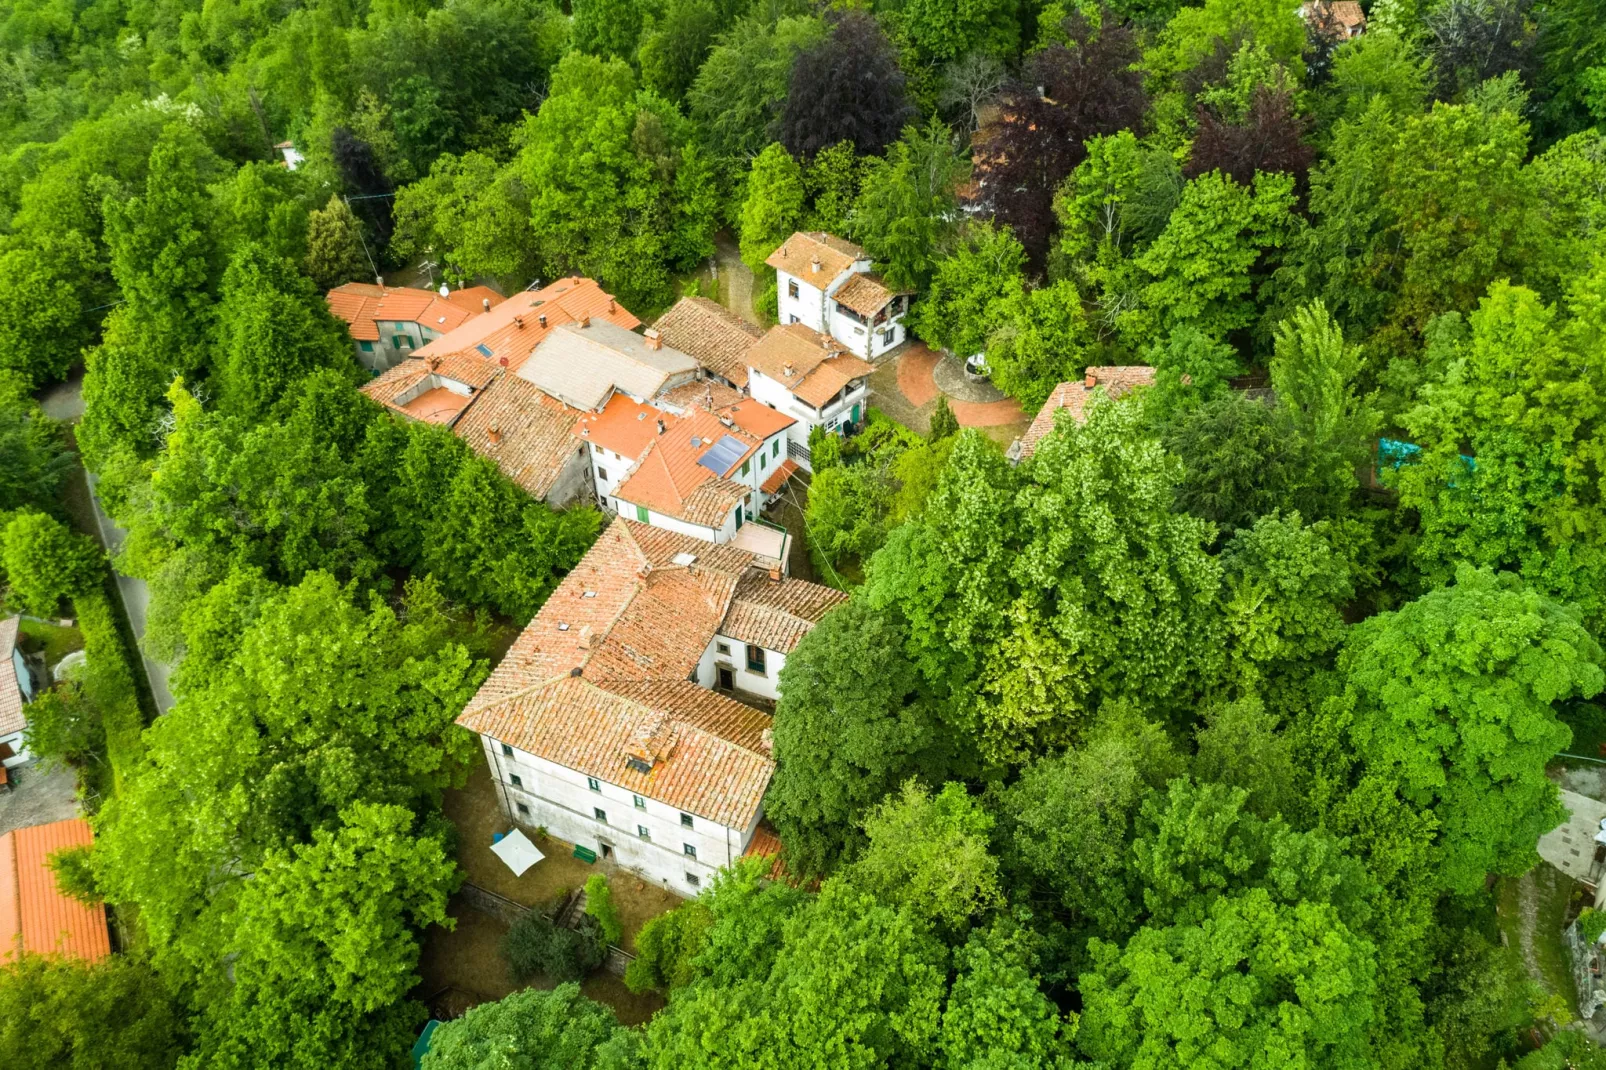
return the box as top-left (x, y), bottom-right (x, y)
top-left (768, 566), bottom-right (782, 583)
top-left (810, 256), bottom-right (821, 274)
top-left (427, 355), bottom-right (442, 371)
top-left (580, 316), bottom-right (591, 328)
top-left (656, 418), bottom-right (666, 435)
top-left (482, 297), bottom-right (491, 312)
top-left (644, 328), bottom-right (662, 351)
top-left (514, 314), bottom-right (524, 328)
top-left (487, 422), bottom-right (502, 445)
top-left (782, 362), bottom-right (794, 378)
top-left (1085, 370), bottom-right (1097, 389)
top-left (538, 313), bottom-right (547, 328)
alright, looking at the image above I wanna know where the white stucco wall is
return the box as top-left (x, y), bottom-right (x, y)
top-left (482, 736), bottom-right (756, 896)
top-left (695, 635), bottom-right (788, 702)
top-left (777, 271), bottom-right (828, 332)
top-left (0, 728), bottom-right (28, 768)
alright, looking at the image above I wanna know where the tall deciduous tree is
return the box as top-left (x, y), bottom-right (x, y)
top-left (778, 12), bottom-right (914, 160)
top-left (851, 118), bottom-right (966, 292)
top-left (846, 780), bottom-right (1000, 933)
top-left (0, 955), bottom-right (186, 1069)
top-left (423, 983), bottom-right (642, 1070)
top-left (1328, 566), bottom-right (1604, 895)
top-left (304, 195), bottom-right (373, 290)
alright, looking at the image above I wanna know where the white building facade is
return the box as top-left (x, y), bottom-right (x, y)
top-left (768, 231), bottom-right (909, 361)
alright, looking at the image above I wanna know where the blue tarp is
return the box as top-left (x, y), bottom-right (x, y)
top-left (412, 1020), bottom-right (441, 1069)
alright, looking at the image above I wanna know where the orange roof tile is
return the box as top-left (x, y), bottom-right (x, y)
top-left (446, 286), bottom-right (506, 315)
top-left (766, 232), bottom-right (865, 283)
top-left (327, 283), bottom-right (494, 343)
top-left (659, 378), bottom-right (747, 413)
top-left (611, 408), bottom-right (764, 529)
top-left (742, 822), bottom-right (788, 881)
top-left (652, 297), bottom-right (763, 389)
top-left (720, 571), bottom-right (846, 654)
top-left (575, 393), bottom-right (669, 462)
top-left (719, 399), bottom-right (794, 441)
top-left (0, 617), bottom-right (23, 739)
top-left (0, 819), bottom-right (110, 964)
top-left (1020, 367), bottom-right (1155, 459)
top-left (746, 324), bottom-right (874, 409)
top-left (831, 272), bottom-right (907, 317)
top-left (455, 377), bottom-right (585, 499)
top-left (760, 459), bottom-right (800, 495)
top-left (416, 277), bottom-right (639, 373)
top-left (360, 354), bottom-right (499, 425)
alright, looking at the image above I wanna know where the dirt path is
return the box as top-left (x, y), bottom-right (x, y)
top-left (1516, 869), bottom-right (1546, 984)
top-left (712, 230), bottom-right (756, 325)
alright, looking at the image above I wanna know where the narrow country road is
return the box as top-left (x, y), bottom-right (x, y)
top-left (41, 374), bottom-right (176, 715)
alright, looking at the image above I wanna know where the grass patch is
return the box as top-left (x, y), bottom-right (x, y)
top-left (16, 618), bottom-right (84, 670)
top-left (1494, 862), bottom-right (1584, 1016)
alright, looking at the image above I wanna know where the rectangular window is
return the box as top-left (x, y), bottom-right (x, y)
top-left (393, 335), bottom-right (411, 349)
top-left (716, 641), bottom-right (731, 655)
top-left (595, 807), bottom-right (608, 824)
top-left (509, 774), bottom-right (523, 789)
top-left (638, 825), bottom-right (651, 839)
top-left (636, 504), bottom-right (649, 523)
top-left (787, 279), bottom-right (799, 299)
top-left (747, 645), bottom-right (766, 675)
top-left (741, 459), bottom-right (750, 476)
top-left (680, 813), bottom-right (694, 829)
top-left (587, 777), bottom-right (601, 792)
top-left (359, 341), bottom-right (374, 352)
top-left (500, 743), bottom-right (513, 758)
top-left (772, 440), bottom-right (780, 458)
top-left (634, 794), bottom-right (646, 810)
top-left (516, 802), bottom-right (530, 817)
top-left (683, 843), bottom-right (697, 859)
top-left (789, 315), bottom-right (800, 324)
top-left (686, 872), bottom-right (701, 888)
top-left (597, 467), bottom-right (608, 482)
top-left (760, 452), bottom-right (767, 471)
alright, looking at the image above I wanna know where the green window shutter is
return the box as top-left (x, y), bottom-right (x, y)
top-left (741, 459), bottom-right (750, 476)
top-left (636, 504), bottom-right (649, 523)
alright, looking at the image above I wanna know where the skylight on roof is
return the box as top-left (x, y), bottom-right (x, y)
top-left (476, 343), bottom-right (494, 357)
top-left (671, 552), bottom-right (697, 566)
top-left (697, 435), bottom-right (748, 476)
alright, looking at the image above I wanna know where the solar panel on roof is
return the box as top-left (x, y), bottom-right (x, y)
top-left (697, 434), bottom-right (748, 476)
top-left (476, 343), bottom-right (494, 357)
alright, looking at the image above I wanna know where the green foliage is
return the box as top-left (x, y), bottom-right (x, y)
top-left (940, 923), bottom-right (1072, 1070)
top-left (847, 780), bottom-right (1000, 933)
top-left (688, 14), bottom-right (828, 177)
top-left (74, 586), bottom-right (148, 793)
top-left (1164, 392), bottom-right (1309, 534)
top-left (914, 222), bottom-right (1024, 359)
top-left (739, 143), bottom-right (805, 276)
top-left (928, 395), bottom-right (958, 442)
top-left (0, 510), bottom-right (103, 616)
top-left (639, 0), bottom-right (723, 103)
top-left (888, 0), bottom-right (1020, 68)
top-left (0, 954), bottom-right (186, 1070)
top-left (1329, 567), bottom-right (1604, 895)
top-left (852, 118), bottom-right (966, 293)
top-left (22, 683), bottom-right (107, 771)
top-left (984, 278), bottom-right (1091, 409)
top-left (423, 983), bottom-right (642, 1070)
top-left (625, 900), bottom-right (713, 994)
top-left (0, 400), bottom-right (74, 516)
top-left (303, 196), bottom-right (372, 291)
top-left (1581, 909), bottom-right (1606, 945)
top-left (768, 600), bottom-right (952, 875)
top-left (585, 873), bottom-right (625, 948)
top-left (502, 910), bottom-right (605, 984)
top-left (46, 843), bottom-right (101, 905)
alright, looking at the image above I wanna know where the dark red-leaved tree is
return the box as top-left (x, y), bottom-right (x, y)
top-left (973, 11), bottom-right (1147, 267)
top-left (331, 127), bottom-right (395, 250)
top-left (777, 11), bottom-right (915, 160)
top-left (1185, 86), bottom-right (1315, 195)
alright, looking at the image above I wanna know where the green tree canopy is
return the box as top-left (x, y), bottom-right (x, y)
top-left (423, 983), bottom-right (642, 1070)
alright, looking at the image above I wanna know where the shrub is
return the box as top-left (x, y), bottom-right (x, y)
top-left (22, 684), bottom-right (105, 769)
top-left (584, 874), bottom-right (624, 948)
top-left (624, 901), bottom-right (712, 994)
top-left (1580, 908), bottom-right (1606, 945)
top-left (501, 911), bottom-right (604, 983)
top-left (0, 511), bottom-right (102, 616)
top-left (47, 844), bottom-right (101, 905)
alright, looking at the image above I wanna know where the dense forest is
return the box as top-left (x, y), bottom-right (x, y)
top-left (1, 0), bottom-right (1605, 1065)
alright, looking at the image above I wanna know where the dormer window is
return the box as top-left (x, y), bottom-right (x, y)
top-left (626, 756), bottom-right (652, 775)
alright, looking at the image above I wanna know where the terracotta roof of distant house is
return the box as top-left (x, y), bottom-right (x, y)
top-left (0, 819), bottom-right (110, 964)
top-left (360, 354), bottom-right (499, 425)
top-left (658, 378), bottom-right (746, 413)
top-left (720, 572), bottom-right (846, 654)
top-left (1302, 0), bottom-right (1365, 28)
top-left (445, 286), bottom-right (506, 315)
top-left (760, 459), bottom-right (799, 495)
top-left (327, 283), bottom-right (497, 343)
top-left (519, 320), bottom-right (699, 412)
top-left (831, 272), bottom-right (907, 317)
top-left (742, 822), bottom-right (787, 881)
top-left (0, 617), bottom-right (23, 739)
top-left (454, 377), bottom-right (582, 499)
top-left (653, 297), bottom-right (763, 389)
top-left (417, 277), bottom-right (639, 373)
top-left (766, 232), bottom-right (866, 284)
top-left (1020, 367), bottom-right (1156, 459)
top-left (460, 518), bottom-right (813, 827)
top-left (746, 323), bottom-right (875, 408)
top-left (611, 407), bottom-right (764, 529)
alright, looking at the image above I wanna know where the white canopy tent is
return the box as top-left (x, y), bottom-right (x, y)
top-left (490, 828), bottom-right (545, 877)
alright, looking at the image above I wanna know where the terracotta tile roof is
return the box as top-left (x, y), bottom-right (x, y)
top-left (0, 819), bottom-right (110, 964)
top-left (659, 378), bottom-right (747, 413)
top-left (0, 617), bottom-right (23, 739)
top-left (1302, 0), bottom-right (1364, 28)
top-left (458, 518), bottom-right (824, 828)
top-left (653, 297), bottom-right (762, 389)
top-left (746, 324), bottom-right (874, 409)
top-left (611, 407), bottom-right (764, 529)
top-left (519, 320), bottom-right (699, 412)
top-left (416, 277), bottom-right (640, 373)
top-left (360, 354), bottom-right (498, 425)
top-left (719, 399), bottom-right (794, 441)
top-left (327, 283), bottom-right (495, 343)
top-left (831, 272), bottom-right (906, 317)
top-left (760, 459), bottom-right (800, 495)
top-left (1020, 367), bottom-right (1156, 459)
top-left (720, 572), bottom-right (847, 654)
top-left (454, 377), bottom-right (584, 499)
top-left (742, 821), bottom-right (787, 880)
top-left (766, 232), bottom-right (866, 283)
top-left (575, 393), bottom-right (669, 461)
top-left (462, 675), bottom-right (773, 828)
